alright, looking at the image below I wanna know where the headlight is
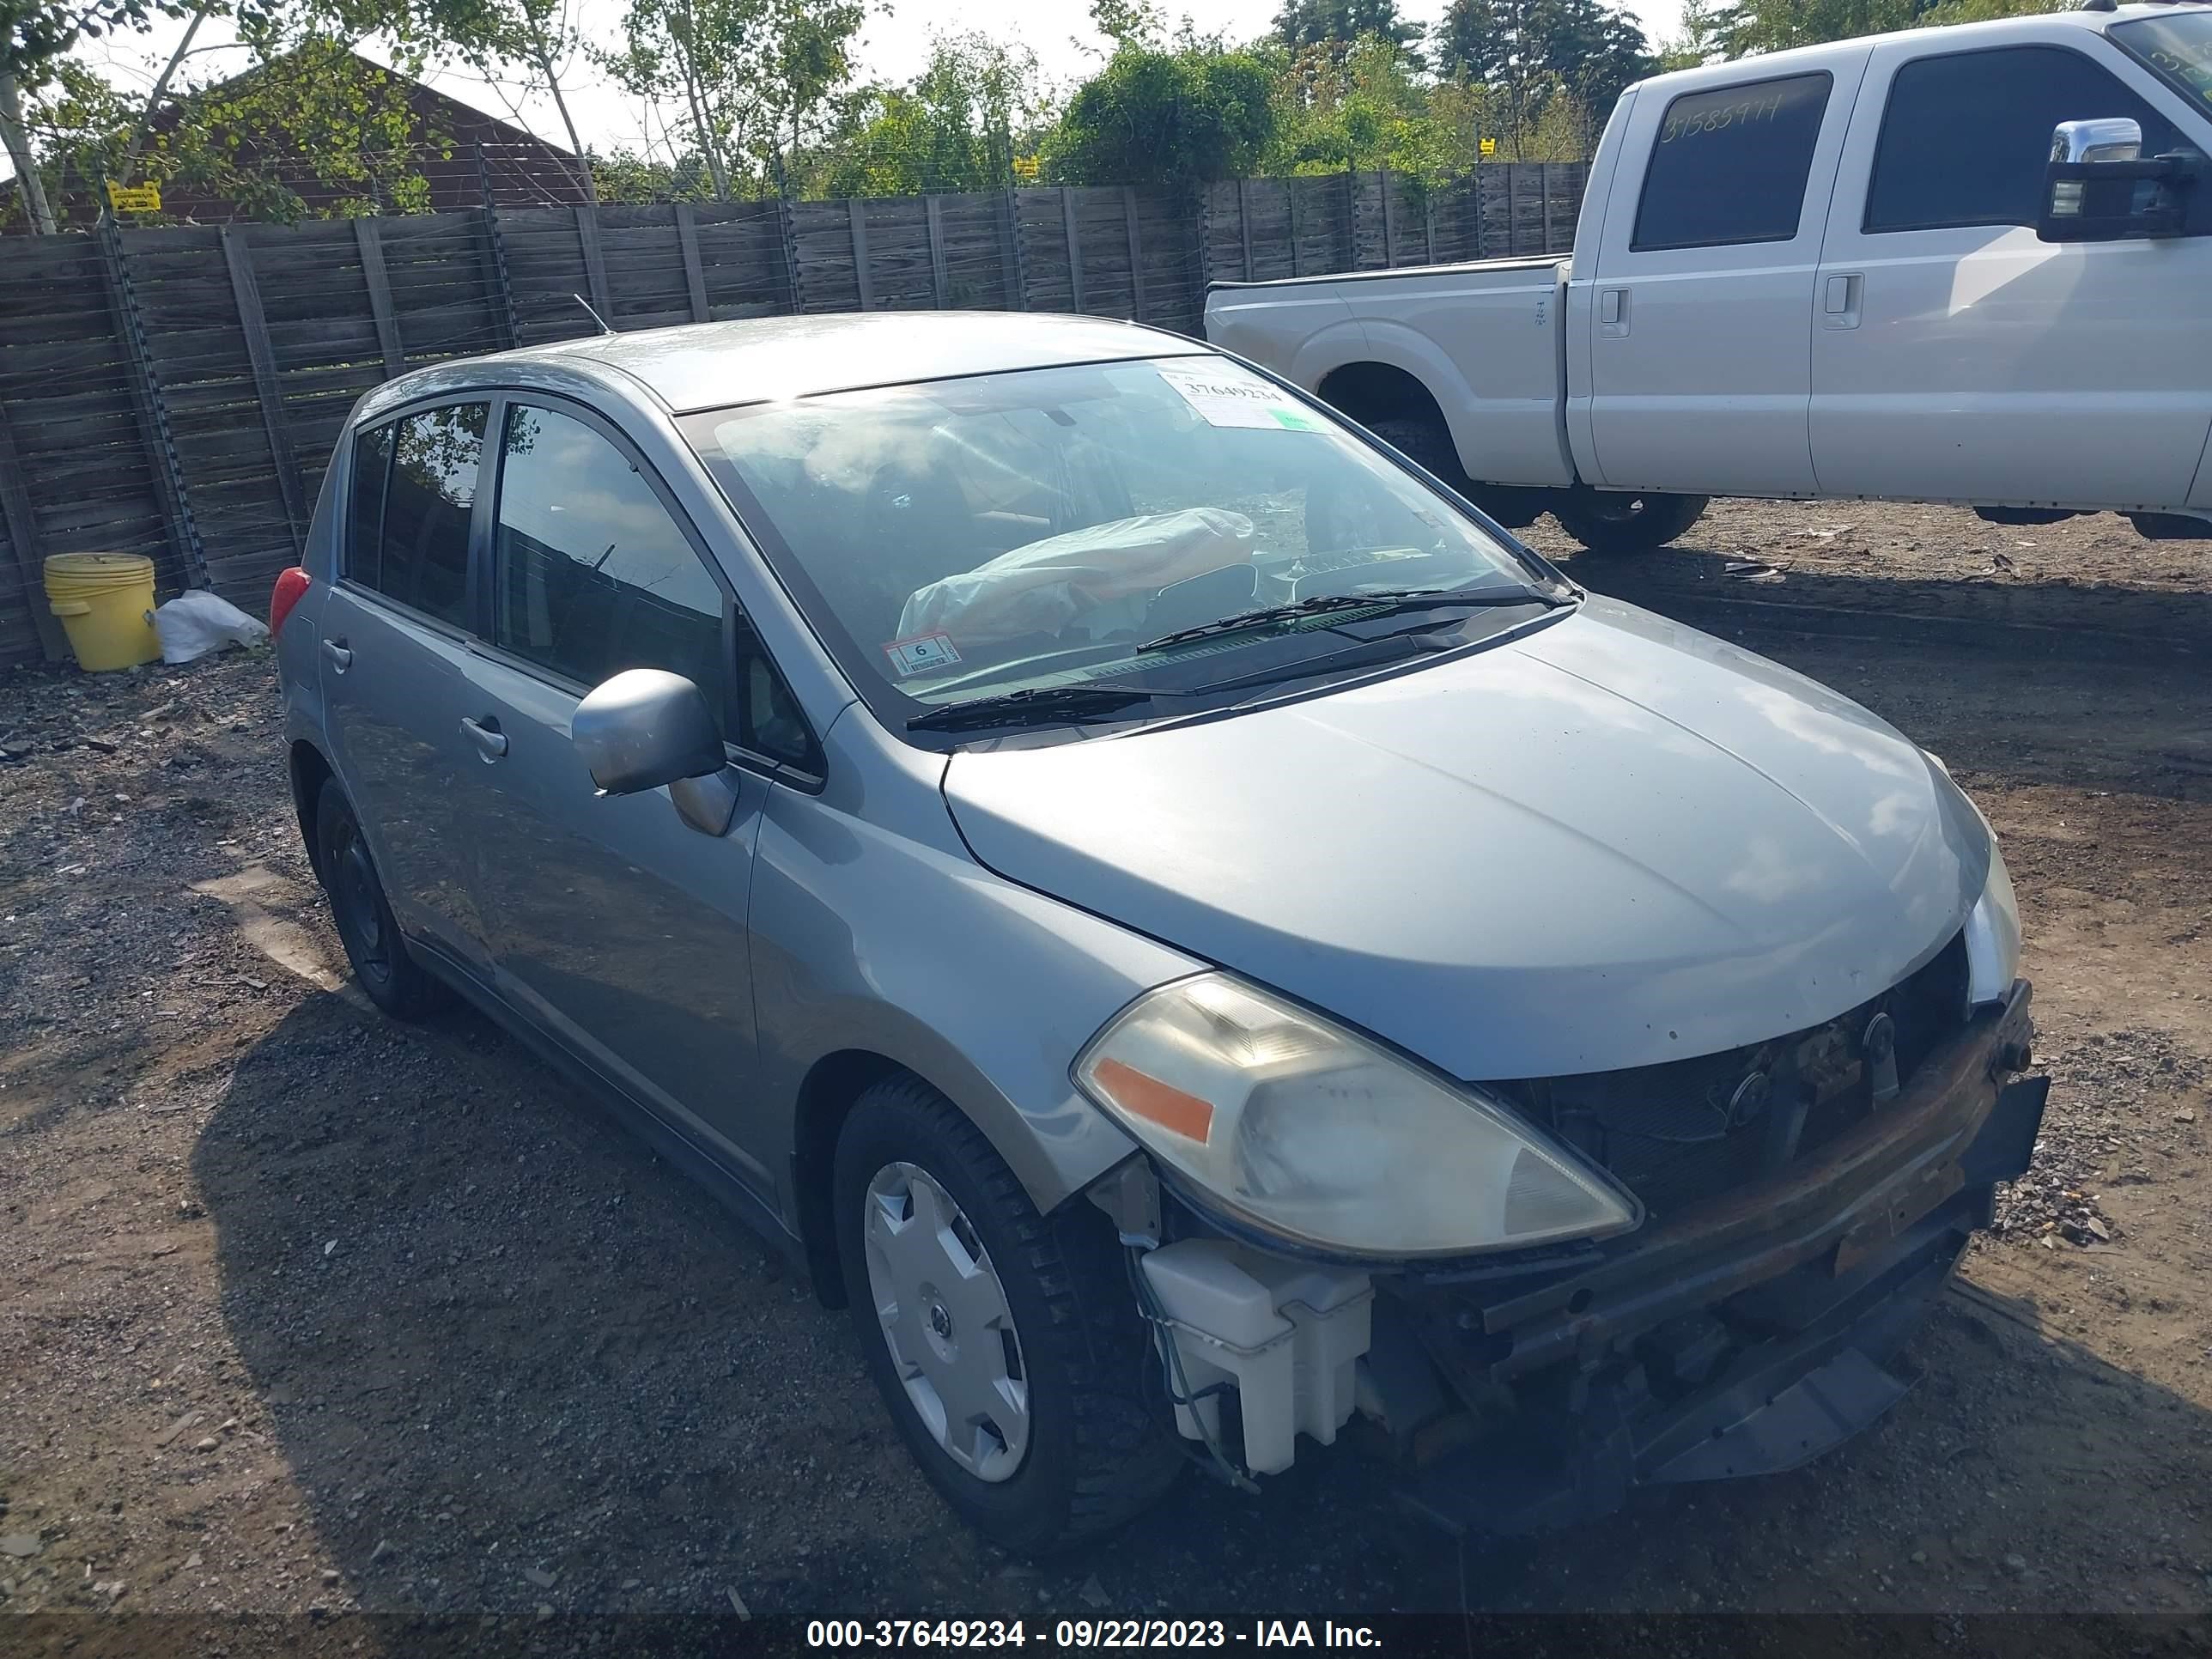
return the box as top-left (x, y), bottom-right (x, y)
top-left (1072, 974), bottom-right (1639, 1259)
top-left (1962, 836), bottom-right (2021, 1006)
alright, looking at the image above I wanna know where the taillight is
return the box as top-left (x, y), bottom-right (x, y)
top-left (270, 567), bottom-right (311, 638)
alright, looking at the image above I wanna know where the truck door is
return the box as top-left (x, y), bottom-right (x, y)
top-left (1810, 36), bottom-right (2212, 508)
top-left (1583, 54), bottom-right (1867, 498)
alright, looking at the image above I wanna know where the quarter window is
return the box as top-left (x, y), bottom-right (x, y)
top-left (1865, 46), bottom-right (2179, 233)
top-left (346, 422), bottom-right (392, 591)
top-left (1633, 73), bottom-right (1833, 251)
top-left (350, 402), bottom-right (487, 629)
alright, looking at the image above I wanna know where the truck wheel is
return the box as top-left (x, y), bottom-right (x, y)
top-left (1365, 416), bottom-right (1470, 489)
top-left (833, 1077), bottom-right (1181, 1555)
top-left (1553, 490), bottom-right (1710, 555)
top-left (314, 779), bottom-right (447, 1019)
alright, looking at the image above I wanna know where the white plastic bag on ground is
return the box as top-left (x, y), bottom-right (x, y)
top-left (154, 588), bottom-right (270, 665)
top-left (896, 508), bottom-right (1256, 646)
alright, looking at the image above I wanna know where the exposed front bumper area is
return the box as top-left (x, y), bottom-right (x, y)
top-left (1381, 980), bottom-right (2044, 1537)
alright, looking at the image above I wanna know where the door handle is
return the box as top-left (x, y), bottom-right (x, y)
top-left (320, 637), bottom-right (352, 672)
top-left (459, 714), bottom-right (508, 762)
top-left (1598, 286), bottom-right (1630, 338)
top-left (1822, 273), bottom-right (1863, 330)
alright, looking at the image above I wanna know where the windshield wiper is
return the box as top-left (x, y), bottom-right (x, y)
top-left (906, 682), bottom-right (1195, 732)
top-left (1139, 586), bottom-right (1565, 653)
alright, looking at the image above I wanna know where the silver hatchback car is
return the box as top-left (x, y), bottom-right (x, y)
top-left (273, 313), bottom-right (2045, 1553)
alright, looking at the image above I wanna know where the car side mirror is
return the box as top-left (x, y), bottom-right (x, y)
top-left (2039, 117), bottom-right (2195, 242)
top-left (573, 668), bottom-right (738, 836)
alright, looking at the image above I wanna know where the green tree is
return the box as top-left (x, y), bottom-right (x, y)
top-left (1042, 42), bottom-right (1275, 186)
top-left (758, 0), bottom-right (865, 185)
top-left (20, 7), bottom-right (459, 226)
top-left (1433, 0), bottom-right (1648, 158)
top-left (1709, 0), bottom-right (1929, 56)
top-left (413, 0), bottom-right (599, 199)
top-left (817, 32), bottom-right (1045, 196)
top-left (3, 0), bottom-right (193, 230)
top-left (1272, 0), bottom-right (1423, 65)
top-left (597, 0), bottom-right (863, 199)
top-left (1654, 0), bottom-right (1722, 69)
top-left (1267, 35), bottom-right (1435, 174)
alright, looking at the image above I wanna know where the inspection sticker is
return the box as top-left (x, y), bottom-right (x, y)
top-left (882, 630), bottom-right (962, 678)
top-left (1158, 365), bottom-right (1328, 432)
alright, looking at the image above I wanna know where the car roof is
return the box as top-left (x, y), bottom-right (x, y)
top-left (421, 312), bottom-right (1212, 416)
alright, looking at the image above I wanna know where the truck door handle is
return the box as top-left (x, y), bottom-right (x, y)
top-left (1822, 273), bottom-right (1863, 329)
top-left (320, 637), bottom-right (352, 672)
top-left (459, 714), bottom-right (508, 762)
top-left (1598, 287), bottom-right (1630, 337)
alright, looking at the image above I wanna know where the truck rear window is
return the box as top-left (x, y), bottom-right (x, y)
top-left (1632, 72), bottom-right (1832, 252)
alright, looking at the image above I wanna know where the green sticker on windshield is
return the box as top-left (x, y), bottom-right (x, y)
top-left (1271, 408), bottom-right (1324, 431)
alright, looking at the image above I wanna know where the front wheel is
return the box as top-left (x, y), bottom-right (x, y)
top-left (1552, 489), bottom-right (1710, 555)
top-left (834, 1077), bottom-right (1180, 1554)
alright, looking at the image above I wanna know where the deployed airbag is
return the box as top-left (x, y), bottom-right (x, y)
top-left (896, 507), bottom-right (1255, 644)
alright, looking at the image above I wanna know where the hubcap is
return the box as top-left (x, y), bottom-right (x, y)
top-left (862, 1162), bottom-right (1030, 1483)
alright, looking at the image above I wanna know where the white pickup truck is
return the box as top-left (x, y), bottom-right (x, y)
top-left (1205, 3), bottom-right (2212, 553)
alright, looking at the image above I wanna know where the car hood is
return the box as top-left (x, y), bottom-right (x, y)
top-left (940, 597), bottom-right (1990, 1080)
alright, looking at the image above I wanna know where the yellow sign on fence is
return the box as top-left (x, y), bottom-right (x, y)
top-left (106, 181), bottom-right (161, 213)
top-left (1012, 155), bottom-right (1041, 180)
top-left (1480, 137), bottom-right (1498, 157)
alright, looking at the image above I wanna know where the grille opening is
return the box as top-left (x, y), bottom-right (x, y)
top-left (1494, 932), bottom-right (1971, 1222)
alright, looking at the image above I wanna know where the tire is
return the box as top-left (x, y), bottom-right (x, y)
top-left (1552, 489), bottom-right (1710, 555)
top-left (1365, 416), bottom-right (1469, 489)
top-left (833, 1076), bottom-right (1180, 1554)
top-left (314, 778), bottom-right (447, 1020)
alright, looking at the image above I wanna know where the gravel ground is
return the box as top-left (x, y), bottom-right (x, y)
top-left (3, 499), bottom-right (2209, 1652)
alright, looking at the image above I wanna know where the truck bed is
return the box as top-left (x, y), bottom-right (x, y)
top-left (1206, 257), bottom-right (1577, 491)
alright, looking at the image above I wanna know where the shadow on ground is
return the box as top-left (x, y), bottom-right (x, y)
top-left (191, 988), bottom-right (2212, 1624)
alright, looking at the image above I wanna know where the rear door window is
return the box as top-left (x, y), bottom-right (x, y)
top-left (1632, 72), bottom-right (1834, 251)
top-left (350, 402), bottom-right (487, 629)
top-left (1864, 46), bottom-right (2181, 233)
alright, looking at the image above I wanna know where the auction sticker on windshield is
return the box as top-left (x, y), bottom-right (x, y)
top-left (1158, 364), bottom-right (1328, 432)
top-left (884, 630), bottom-right (962, 678)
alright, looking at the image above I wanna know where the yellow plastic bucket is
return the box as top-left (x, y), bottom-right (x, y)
top-left (45, 553), bottom-right (161, 672)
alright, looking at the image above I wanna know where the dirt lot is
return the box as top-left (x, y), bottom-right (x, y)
top-left (3, 498), bottom-right (2210, 1647)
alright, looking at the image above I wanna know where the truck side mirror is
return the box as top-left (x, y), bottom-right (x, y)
top-left (2038, 117), bottom-right (2196, 242)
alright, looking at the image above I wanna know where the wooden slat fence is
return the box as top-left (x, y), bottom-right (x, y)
top-left (0, 163), bottom-right (1582, 670)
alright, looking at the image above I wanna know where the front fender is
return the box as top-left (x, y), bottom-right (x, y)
top-left (747, 725), bottom-right (1205, 1225)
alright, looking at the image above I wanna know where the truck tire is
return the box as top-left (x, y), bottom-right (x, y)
top-left (1365, 416), bottom-right (1471, 490)
top-left (834, 1076), bottom-right (1181, 1555)
top-left (1553, 489), bottom-right (1710, 555)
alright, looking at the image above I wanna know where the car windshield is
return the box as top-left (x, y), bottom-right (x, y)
top-left (2110, 10), bottom-right (2212, 120)
top-left (679, 356), bottom-right (1553, 727)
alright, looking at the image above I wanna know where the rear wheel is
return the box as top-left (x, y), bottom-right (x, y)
top-left (1365, 415), bottom-right (1468, 489)
top-left (314, 779), bottom-right (446, 1019)
top-left (1553, 489), bottom-right (1709, 555)
top-left (834, 1076), bottom-right (1179, 1554)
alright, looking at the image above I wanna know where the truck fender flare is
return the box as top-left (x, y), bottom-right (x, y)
top-left (1310, 320), bottom-right (1489, 477)
top-left (1281, 318), bottom-right (1382, 396)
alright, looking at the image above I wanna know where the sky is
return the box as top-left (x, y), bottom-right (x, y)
top-left (51, 0), bottom-right (1691, 172)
